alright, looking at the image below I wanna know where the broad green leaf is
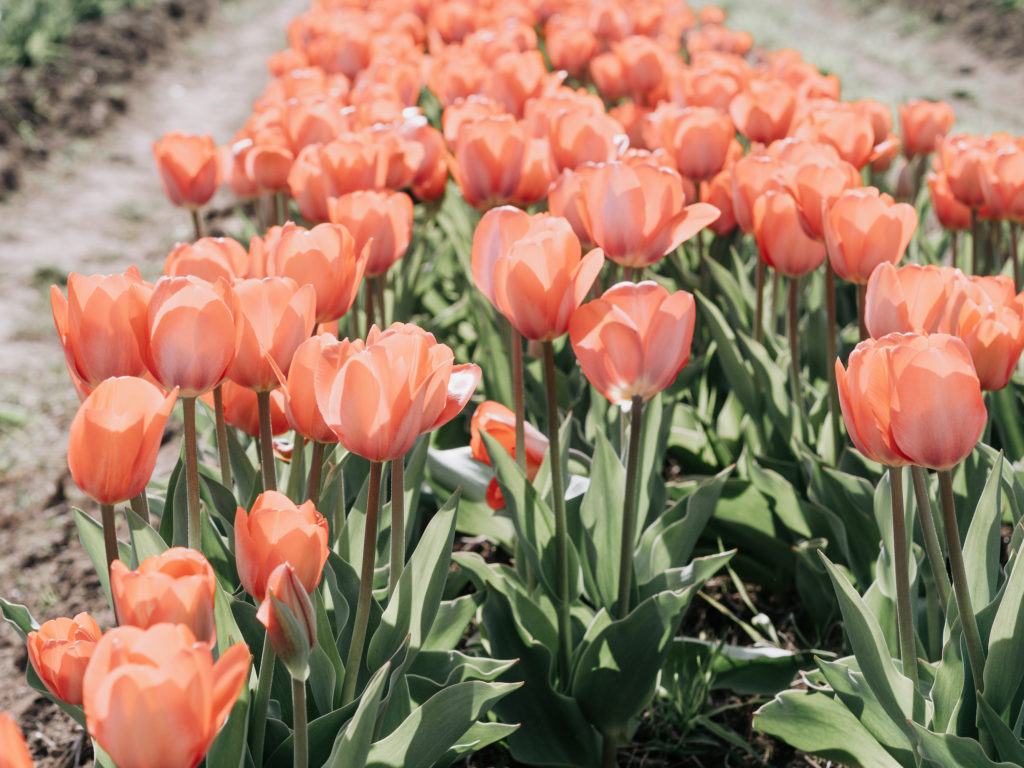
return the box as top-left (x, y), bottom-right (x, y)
top-left (696, 292), bottom-right (757, 417)
top-left (977, 694), bottom-right (1024, 765)
top-left (309, 645), bottom-right (337, 716)
top-left (408, 651), bottom-right (518, 687)
top-left (125, 507), bottom-right (169, 562)
top-left (207, 683), bottom-right (250, 768)
top-left (962, 454), bottom-right (1004, 611)
top-left (158, 457), bottom-right (183, 545)
top-left (755, 691), bottom-right (903, 768)
top-left (578, 427), bottom-right (625, 611)
top-left (201, 504), bottom-right (239, 590)
top-left (313, 587), bottom-right (345, 709)
top-left (422, 594), bottom-right (482, 651)
top-left (672, 638), bottom-right (802, 695)
top-left (74, 507), bottom-right (131, 608)
top-left (435, 721), bottom-right (520, 767)
top-left (324, 663), bottom-right (390, 768)
top-left (265, 704), bottom-right (358, 768)
top-left (911, 723), bottom-right (1019, 767)
top-left (984, 531), bottom-right (1024, 714)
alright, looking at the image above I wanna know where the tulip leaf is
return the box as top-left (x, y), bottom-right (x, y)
top-left (365, 680), bottom-right (520, 768)
top-left (0, 596), bottom-right (39, 637)
top-left (313, 588), bottom-right (345, 709)
top-left (637, 393), bottom-right (669, 531)
top-left (200, 471), bottom-right (244, 534)
top-left (266, 702), bottom-right (359, 768)
top-left (422, 593), bottom-right (482, 651)
top-left (962, 453), bottom-right (1004, 611)
top-left (911, 722), bottom-right (1020, 767)
top-left (207, 679), bottom-right (250, 768)
top-left (984, 526), bottom-right (1024, 715)
top-left (366, 492), bottom-right (458, 671)
top-left (695, 292), bottom-right (758, 424)
top-left (157, 457), bottom-right (183, 546)
top-left (754, 691), bottom-right (903, 768)
top-left (977, 693), bottom-right (1024, 765)
top-left (578, 427), bottom-right (625, 611)
top-left (309, 645), bottom-right (336, 717)
top-left (73, 507), bottom-right (132, 608)
top-left (435, 721), bottom-right (521, 766)
top-left (325, 663), bottom-right (390, 768)
top-left (125, 507), bottom-right (169, 562)
top-left (408, 651), bottom-right (519, 690)
top-left (201, 503), bottom-right (240, 589)
top-left (214, 587), bottom-right (248, 657)
top-left (226, 422), bottom-right (258, 505)
top-left (401, 436), bottom-right (429, 550)
top-left (670, 638), bottom-right (802, 696)
top-left (990, 385), bottom-right (1024, 465)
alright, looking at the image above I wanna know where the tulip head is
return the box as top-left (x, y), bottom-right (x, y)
top-left (256, 563), bottom-right (317, 680)
top-left (327, 190), bottom-right (414, 278)
top-left (27, 612), bottom-right (103, 706)
top-left (823, 187), bottom-right (917, 284)
top-left (752, 189), bottom-right (826, 278)
top-left (0, 713), bottom-right (33, 768)
top-left (152, 132), bottom-right (222, 210)
top-left (899, 99), bottom-right (955, 159)
top-left (469, 401), bottom-right (549, 510)
top-left (164, 238), bottom-right (250, 282)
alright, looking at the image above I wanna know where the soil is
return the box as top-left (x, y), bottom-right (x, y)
top-left (0, 0), bottom-right (1021, 766)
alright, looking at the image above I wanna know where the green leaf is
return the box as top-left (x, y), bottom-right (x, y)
top-left (695, 292), bottom-right (757, 418)
top-left (435, 721), bottom-right (520, 767)
top-left (325, 664), bottom-right (390, 768)
top-left (963, 454), bottom-right (1004, 611)
top-left (408, 650), bottom-right (518, 687)
top-left (911, 722), bottom-right (1019, 767)
top-left (422, 594), bottom-right (482, 651)
top-left (984, 528), bottom-right (1024, 714)
top-left (265, 704), bottom-right (358, 768)
top-left (365, 681), bottom-right (520, 768)
top-left (309, 645), bottom-right (337, 716)
top-left (0, 597), bottom-right (39, 637)
top-left (672, 638), bottom-right (802, 695)
top-left (578, 427), bottom-right (625, 611)
top-left (754, 691), bottom-right (903, 768)
top-left (207, 683), bottom-right (250, 768)
top-left (158, 458), bottom-right (183, 545)
top-left (977, 693), bottom-right (1024, 765)
top-left (366, 493), bottom-right (458, 670)
top-left (125, 507), bottom-right (169, 562)
top-left (74, 507), bottom-right (131, 608)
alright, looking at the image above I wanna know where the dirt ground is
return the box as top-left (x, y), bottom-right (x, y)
top-left (0, 0), bottom-right (1022, 764)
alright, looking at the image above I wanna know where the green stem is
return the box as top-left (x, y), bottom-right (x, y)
top-left (788, 278), bottom-right (808, 443)
top-left (542, 342), bottom-right (572, 686)
top-left (601, 731), bottom-right (619, 768)
top-left (889, 467), bottom-right (918, 690)
top-left (213, 384), bottom-right (232, 489)
top-left (971, 208), bottom-right (981, 275)
top-left (365, 279), bottom-right (376, 335)
top-left (511, 324), bottom-right (526, 475)
top-left (1011, 222), bottom-right (1020, 292)
top-left (100, 503), bottom-right (118, 575)
top-left (183, 396), bottom-right (202, 551)
top-left (307, 441), bottom-right (325, 506)
top-left (375, 275), bottom-right (386, 327)
top-left (129, 492), bottom-right (150, 525)
top-left (257, 391), bottom-right (277, 492)
top-left (856, 283), bottom-right (868, 341)
top-left (950, 230), bottom-right (960, 270)
top-left (292, 676), bottom-right (307, 768)
top-left (342, 460), bottom-right (383, 704)
top-left (286, 434), bottom-right (307, 502)
top-left (617, 396), bottom-right (644, 620)
top-left (754, 258), bottom-right (765, 344)
top-left (249, 633), bottom-right (276, 766)
top-left (939, 469), bottom-right (986, 692)
top-left (276, 192), bottom-right (286, 227)
top-left (910, 466), bottom-right (950, 618)
top-left (389, 456), bottom-right (405, 597)
top-left (191, 208), bottom-right (204, 240)
top-left (825, 263), bottom-right (842, 462)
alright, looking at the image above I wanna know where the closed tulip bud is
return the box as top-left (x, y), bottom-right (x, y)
top-left (899, 99), bottom-right (955, 159)
top-left (472, 206), bottom-right (536, 309)
top-left (470, 401), bottom-right (548, 510)
top-left (327, 190), bottom-right (414, 278)
top-left (731, 151), bottom-right (784, 234)
top-left (83, 624), bottom-right (250, 768)
top-left (927, 171), bottom-right (972, 231)
top-left (68, 377), bottom-right (177, 505)
top-left (234, 490), bottom-right (329, 602)
top-left (823, 187), bottom-right (918, 284)
top-left (0, 713), bottom-right (33, 768)
top-left (646, 105), bottom-right (735, 183)
top-left (51, 267), bottom-right (152, 391)
top-left (752, 189), bottom-right (826, 278)
top-left (836, 332), bottom-right (986, 470)
top-left (256, 563), bottom-right (316, 680)
top-left (110, 548), bottom-right (216, 647)
top-left (27, 613), bottom-right (103, 706)
top-left (550, 109), bottom-right (625, 172)
top-left (152, 132), bottom-right (222, 210)
top-left (141, 276), bottom-right (237, 397)
top-left (865, 263), bottom-right (963, 338)
top-left (955, 275), bottom-right (1024, 391)
top-left (163, 238), bottom-right (249, 282)
top-left (729, 79), bottom-right (796, 144)
top-left (785, 159), bottom-right (862, 241)
top-left (448, 116), bottom-right (527, 210)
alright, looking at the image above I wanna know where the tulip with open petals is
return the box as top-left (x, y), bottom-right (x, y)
top-left (865, 263), bottom-right (962, 338)
top-left (956, 275), bottom-right (1024, 390)
top-left (110, 548), bottom-right (216, 647)
top-left (278, 334), bottom-right (358, 443)
top-left (0, 713), bottom-right (33, 768)
top-left (823, 187), bottom-right (918, 284)
top-left (152, 132), bottom-right (222, 210)
top-left (327, 190), bottom-right (414, 278)
top-left (163, 238), bottom-right (249, 282)
top-left (836, 332), bottom-right (986, 470)
top-left (470, 401), bottom-right (549, 510)
top-left (83, 624), bottom-right (250, 768)
top-left (570, 282), bottom-right (696, 406)
top-left (27, 613), bottom-right (103, 706)
top-left (68, 377), bottom-right (178, 505)
top-left (234, 490), bottom-right (329, 602)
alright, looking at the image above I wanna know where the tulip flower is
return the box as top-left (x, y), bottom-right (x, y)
top-left (956, 275), bottom-right (1024, 390)
top-left (752, 189), bottom-right (826, 278)
top-left (471, 206), bottom-right (533, 310)
top-left (0, 713), bottom-right (33, 768)
top-left (51, 267), bottom-right (151, 393)
top-left (645, 105), bottom-right (736, 183)
top-left (256, 563), bottom-right (317, 680)
top-left (110, 548), bottom-right (217, 647)
top-left (68, 377), bottom-right (177, 506)
top-left (899, 99), bottom-right (955, 159)
top-left (152, 132), bottom-right (222, 210)
top-left (163, 237), bottom-right (250, 282)
top-left (729, 79), bottom-right (797, 144)
top-left (83, 624), bottom-right (250, 768)
top-left (448, 116), bottom-right (528, 210)
top-left (234, 490), bottom-right (329, 602)
top-left (26, 613), bottom-right (103, 706)
top-left (823, 187), bottom-right (918, 284)
top-left (470, 400), bottom-right (549, 509)
top-left (865, 263), bottom-right (962, 339)
top-left (327, 190), bottom-right (414, 279)
top-left (549, 109), bottom-right (625, 172)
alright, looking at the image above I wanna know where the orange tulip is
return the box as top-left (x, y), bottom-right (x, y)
top-left (68, 377), bottom-right (177, 505)
top-left (981, 146), bottom-right (1024, 222)
top-left (823, 187), bottom-right (918, 284)
top-left (448, 116), bottom-right (528, 209)
top-left (784, 159), bottom-right (861, 241)
top-left (110, 548), bottom-right (216, 647)
top-left (164, 238), bottom-right (249, 282)
top-left (865, 263), bottom-right (962, 338)
top-left (212, 381), bottom-right (289, 438)
top-left (544, 18), bottom-right (598, 77)
top-left (256, 563), bottom-right (317, 679)
top-left (575, 162), bottom-right (720, 269)
top-left (470, 401), bottom-right (548, 510)
top-left (644, 105), bottom-right (735, 182)
top-left (278, 334), bottom-right (358, 443)
top-left (700, 169), bottom-right (737, 236)
top-left (51, 268), bottom-right (151, 391)
top-left (491, 215), bottom-right (605, 341)
top-left (471, 206), bottom-right (533, 309)
top-left (899, 99), bottom-right (955, 159)
top-left (152, 132), bottom-right (222, 210)
top-left (27, 613), bottom-right (103, 706)
top-left (228, 277), bottom-right (317, 392)
top-left (792, 101), bottom-right (875, 169)
top-left (836, 332), bottom-right (986, 470)
top-left (927, 171), bottom-right (973, 231)
top-left (140, 276), bottom-right (237, 398)
top-left (0, 713), bottom-right (33, 768)
top-left (82, 624), bottom-right (250, 768)
top-left (327, 190), bottom-right (414, 277)
top-left (956, 275), bottom-right (1024, 390)
top-left (569, 282), bottom-right (695, 405)
top-left (317, 324), bottom-right (481, 461)
top-left (549, 109), bottom-right (625, 172)
top-left (251, 222), bottom-right (367, 323)
top-left (234, 490), bottom-right (329, 601)
top-left (731, 152), bottom-right (783, 235)
top-left (728, 79), bottom-right (796, 144)
top-left (937, 133), bottom-right (992, 209)
top-left (752, 189), bottom-right (826, 278)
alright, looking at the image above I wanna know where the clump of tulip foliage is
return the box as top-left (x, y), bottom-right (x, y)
top-left (6, 1), bottom-right (1024, 767)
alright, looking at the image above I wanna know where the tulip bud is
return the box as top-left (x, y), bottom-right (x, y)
top-left (256, 564), bottom-right (316, 680)
top-left (27, 613), bottom-right (103, 706)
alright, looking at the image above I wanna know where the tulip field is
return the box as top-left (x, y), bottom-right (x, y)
top-left (5, 0), bottom-right (1024, 767)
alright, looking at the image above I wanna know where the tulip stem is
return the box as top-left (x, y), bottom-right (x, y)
top-left (601, 731), bottom-right (619, 768)
top-left (307, 441), bottom-right (325, 506)
top-left (100, 503), bottom-right (118, 574)
top-left (389, 456), bottom-right (405, 597)
top-left (250, 633), bottom-right (276, 765)
top-left (617, 396), bottom-right (644, 620)
top-left (510, 325), bottom-right (526, 475)
top-left (129, 492), bottom-right (149, 525)
top-left (213, 385), bottom-right (232, 489)
top-left (950, 230), bottom-right (960, 269)
top-left (365, 281), bottom-right (376, 337)
top-left (824, 263), bottom-right (843, 462)
top-left (889, 467), bottom-right (919, 692)
top-left (286, 434), bottom-right (307, 503)
top-left (542, 342), bottom-right (573, 687)
top-left (190, 208), bottom-right (204, 240)
top-left (970, 209), bottom-right (981, 275)
top-left (754, 259), bottom-right (765, 343)
top-left (375, 276), bottom-right (386, 327)
top-left (183, 397), bottom-right (203, 551)
top-left (910, 466), bottom-right (950, 619)
top-left (856, 284), bottom-right (868, 341)
top-left (939, 469), bottom-right (986, 692)
top-left (292, 676), bottom-right (308, 768)
top-left (257, 391), bottom-right (277, 492)
top-left (787, 278), bottom-right (807, 443)
top-left (342, 460), bottom-right (383, 704)
top-left (1010, 222), bottom-right (1020, 292)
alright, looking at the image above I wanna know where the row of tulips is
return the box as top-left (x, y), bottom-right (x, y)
top-left (6, 0), bottom-right (1024, 766)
